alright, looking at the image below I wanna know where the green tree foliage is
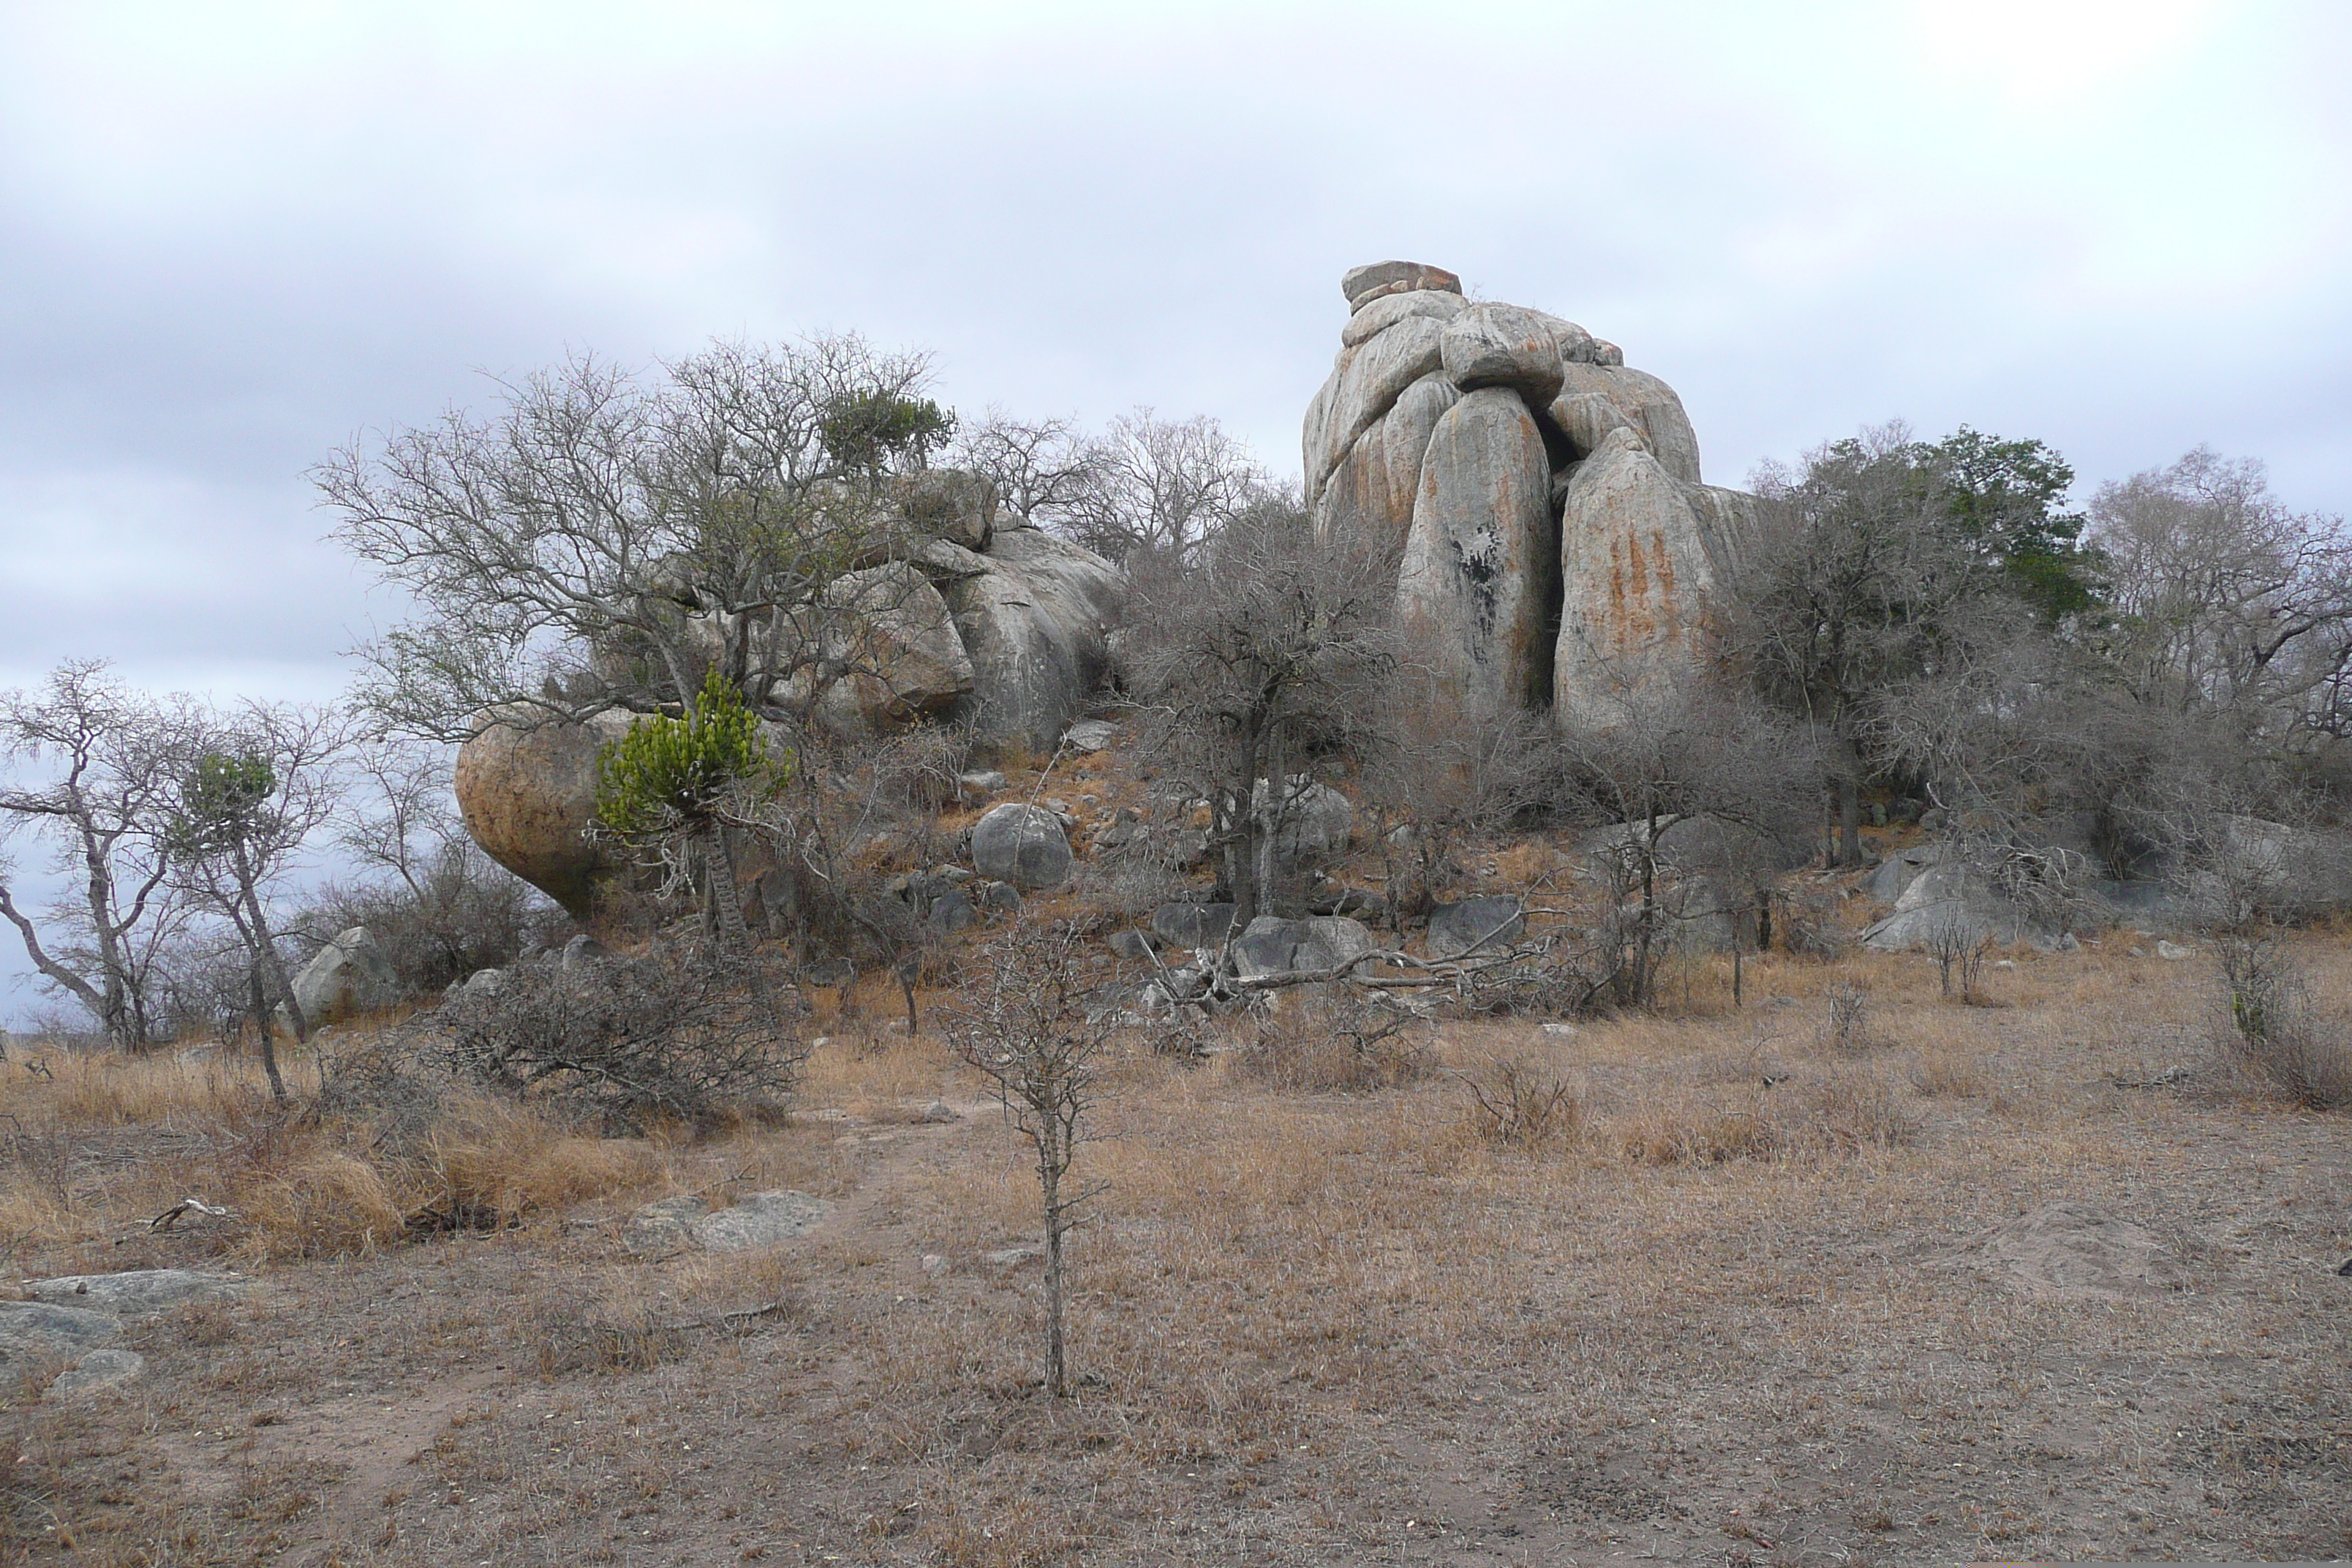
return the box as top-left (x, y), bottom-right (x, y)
top-left (167, 753), bottom-right (276, 860)
top-left (817, 391), bottom-right (955, 477)
top-left (1917, 426), bottom-right (2097, 622)
top-left (595, 671), bottom-right (783, 951)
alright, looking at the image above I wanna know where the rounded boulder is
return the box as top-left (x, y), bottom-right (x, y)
top-left (1439, 304), bottom-right (1566, 404)
top-left (970, 803), bottom-right (1074, 891)
top-left (453, 708), bottom-right (638, 920)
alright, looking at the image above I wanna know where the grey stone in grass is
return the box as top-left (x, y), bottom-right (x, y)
top-left (690, 1191), bottom-right (835, 1253)
top-left (623, 1194), bottom-right (706, 1255)
top-left (1150, 901), bottom-right (1235, 949)
top-left (969, 803), bottom-right (1074, 891)
top-left (45, 1348), bottom-right (144, 1400)
top-left (22, 1270), bottom-right (253, 1319)
top-left (45, 1348), bottom-right (142, 1400)
top-left (1104, 928), bottom-right (1158, 961)
top-left (1061, 718), bottom-right (1118, 754)
top-left (0, 1301), bottom-right (122, 1360)
top-left (1428, 895), bottom-right (1526, 958)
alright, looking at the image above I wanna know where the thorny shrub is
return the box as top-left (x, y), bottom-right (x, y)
top-left (433, 935), bottom-right (808, 1132)
top-left (2213, 935), bottom-right (2352, 1110)
top-left (1455, 1055), bottom-right (1580, 1150)
top-left (1231, 990), bottom-right (1430, 1091)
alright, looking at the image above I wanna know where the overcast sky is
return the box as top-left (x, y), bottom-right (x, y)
top-left (2, 1), bottom-right (2348, 1020)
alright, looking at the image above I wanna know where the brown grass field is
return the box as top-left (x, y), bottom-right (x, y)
top-left (0, 922), bottom-right (2347, 1566)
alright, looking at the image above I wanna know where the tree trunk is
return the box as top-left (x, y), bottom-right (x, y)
top-left (703, 823), bottom-right (753, 958)
top-left (237, 853), bottom-right (306, 1047)
top-left (1220, 785), bottom-right (1256, 928)
top-left (247, 965), bottom-right (287, 1103)
top-left (1041, 1158), bottom-right (1067, 1399)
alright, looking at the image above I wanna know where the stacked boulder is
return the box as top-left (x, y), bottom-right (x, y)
top-left (1303, 261), bottom-right (1757, 723)
top-left (454, 476), bottom-right (1123, 918)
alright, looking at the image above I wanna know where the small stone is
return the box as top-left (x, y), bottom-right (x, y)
top-left (925, 888), bottom-right (976, 936)
top-left (1151, 902), bottom-right (1236, 949)
top-left (1062, 718), bottom-right (1118, 754)
top-left (623, 1194), bottom-right (706, 1256)
top-left (1105, 929), bottom-right (1158, 961)
top-left (1341, 260), bottom-right (1463, 309)
top-left (970, 803), bottom-right (1074, 890)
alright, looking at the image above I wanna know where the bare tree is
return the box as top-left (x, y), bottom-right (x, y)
top-left (312, 736), bottom-right (566, 990)
top-left (165, 704), bottom-right (352, 1099)
top-left (951, 410), bottom-right (1103, 524)
top-left (948, 919), bottom-right (1115, 1398)
top-left (320, 336), bottom-right (953, 742)
top-left (1125, 502), bottom-right (1397, 924)
top-left (1360, 674), bottom-right (1550, 930)
top-left (1555, 676), bottom-right (1816, 1009)
top-left (2087, 446), bottom-right (2352, 744)
top-left (0, 661), bottom-right (195, 1048)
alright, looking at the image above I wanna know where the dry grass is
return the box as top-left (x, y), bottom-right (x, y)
top-left (1, 927), bottom-right (2347, 1565)
top-left (0, 1038), bottom-right (674, 1262)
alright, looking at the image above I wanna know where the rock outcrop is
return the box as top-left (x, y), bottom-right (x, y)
top-left (278, 927), bottom-right (399, 1026)
top-left (453, 708), bottom-right (638, 919)
top-left (1305, 262), bottom-right (1754, 721)
top-left (453, 486), bottom-right (1123, 915)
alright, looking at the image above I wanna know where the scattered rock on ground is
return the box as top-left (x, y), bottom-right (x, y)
top-left (925, 887), bottom-right (976, 936)
top-left (624, 1195), bottom-right (706, 1255)
top-left (1105, 928), bottom-right (1158, 960)
top-left (22, 1270), bottom-right (253, 1319)
top-left (561, 932), bottom-right (610, 971)
top-left (1232, 915), bottom-right (1375, 978)
top-left (970, 802), bottom-right (1074, 890)
top-left (1152, 901), bottom-right (1237, 949)
top-left (279, 926), bottom-right (399, 1028)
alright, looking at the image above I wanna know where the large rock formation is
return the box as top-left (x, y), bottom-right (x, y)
top-left (1305, 262), bottom-right (1754, 720)
top-left (453, 707), bottom-right (638, 918)
top-left (455, 480), bottom-right (1122, 915)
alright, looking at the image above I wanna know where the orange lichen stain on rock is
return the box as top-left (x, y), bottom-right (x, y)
top-left (1605, 536), bottom-right (1657, 649)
